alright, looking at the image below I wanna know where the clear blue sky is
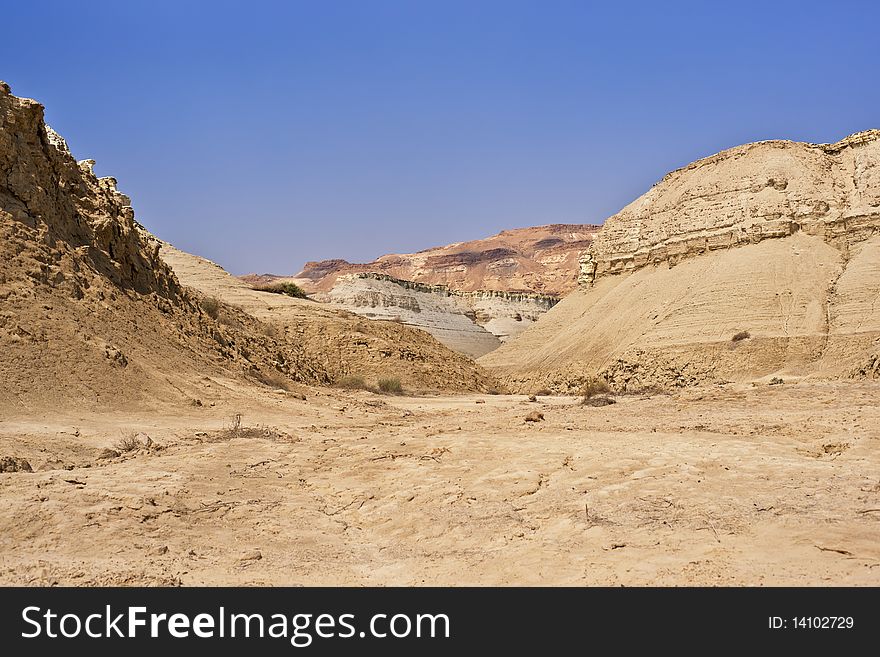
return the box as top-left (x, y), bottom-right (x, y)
top-left (3, 1), bottom-right (878, 274)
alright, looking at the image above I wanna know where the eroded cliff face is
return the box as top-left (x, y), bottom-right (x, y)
top-left (319, 273), bottom-right (559, 358)
top-left (579, 131), bottom-right (880, 285)
top-left (0, 82), bottom-right (334, 410)
top-left (1, 82), bottom-right (179, 300)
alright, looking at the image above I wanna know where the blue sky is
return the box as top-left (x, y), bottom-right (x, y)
top-left (2, 1), bottom-right (878, 274)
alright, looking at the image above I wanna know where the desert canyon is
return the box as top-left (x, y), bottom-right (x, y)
top-left (1, 82), bottom-right (879, 586)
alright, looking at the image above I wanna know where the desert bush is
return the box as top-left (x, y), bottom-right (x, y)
top-left (378, 378), bottom-right (404, 395)
top-left (254, 282), bottom-right (307, 299)
top-left (335, 375), bottom-right (370, 390)
top-left (115, 431), bottom-right (151, 452)
top-left (769, 377), bottom-right (784, 385)
top-left (579, 377), bottom-right (612, 399)
top-left (582, 395), bottom-right (616, 407)
top-left (253, 367), bottom-right (291, 390)
top-left (200, 296), bottom-right (221, 319)
top-left (731, 330), bottom-right (751, 342)
top-left (618, 384), bottom-right (667, 397)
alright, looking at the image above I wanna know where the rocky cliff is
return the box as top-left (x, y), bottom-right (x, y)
top-left (482, 131), bottom-right (880, 392)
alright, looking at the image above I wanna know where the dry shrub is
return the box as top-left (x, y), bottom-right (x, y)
top-left (253, 367), bottom-right (292, 391)
top-left (769, 377), bottom-right (784, 385)
top-left (336, 375), bottom-right (370, 391)
top-left (115, 431), bottom-right (151, 452)
top-left (378, 378), bottom-right (404, 395)
top-left (582, 395), bottom-right (616, 407)
top-left (579, 377), bottom-right (612, 399)
top-left (619, 384), bottom-right (667, 397)
top-left (731, 330), bottom-right (751, 342)
top-left (200, 296), bottom-right (221, 320)
top-left (215, 413), bottom-right (289, 441)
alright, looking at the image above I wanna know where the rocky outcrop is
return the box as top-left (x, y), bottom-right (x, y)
top-left (580, 131), bottom-right (880, 285)
top-left (254, 223), bottom-right (599, 296)
top-left (320, 273), bottom-right (559, 358)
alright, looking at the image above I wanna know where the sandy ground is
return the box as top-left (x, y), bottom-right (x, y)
top-left (1, 380), bottom-right (878, 586)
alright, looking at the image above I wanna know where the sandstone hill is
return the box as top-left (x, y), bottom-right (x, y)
top-left (247, 223), bottom-right (599, 296)
top-left (0, 82), bottom-right (493, 414)
top-left (481, 131), bottom-right (880, 392)
top-left (158, 243), bottom-right (496, 391)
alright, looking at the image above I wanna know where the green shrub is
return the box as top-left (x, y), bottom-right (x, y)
top-left (378, 378), bottom-right (403, 395)
top-left (254, 282), bottom-right (307, 299)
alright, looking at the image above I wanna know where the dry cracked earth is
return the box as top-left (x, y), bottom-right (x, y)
top-left (2, 379), bottom-right (878, 586)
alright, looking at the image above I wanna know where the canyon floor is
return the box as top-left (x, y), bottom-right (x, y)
top-left (2, 379), bottom-right (878, 586)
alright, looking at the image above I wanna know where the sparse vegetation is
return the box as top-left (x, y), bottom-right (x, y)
top-left (769, 377), bottom-right (784, 385)
top-left (579, 377), bottom-right (612, 399)
top-left (253, 282), bottom-right (308, 299)
top-left (213, 413), bottom-right (289, 441)
top-left (200, 296), bottom-right (221, 319)
top-left (335, 375), bottom-right (370, 391)
top-left (582, 395), bottom-right (616, 407)
top-left (253, 367), bottom-right (292, 391)
top-left (115, 431), bottom-right (151, 452)
top-left (378, 377), bottom-right (404, 395)
top-left (732, 330), bottom-right (751, 342)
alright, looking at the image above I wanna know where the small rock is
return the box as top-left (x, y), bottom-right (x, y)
top-left (475, 399), bottom-right (486, 404)
top-left (528, 395), bottom-right (537, 402)
top-left (97, 448), bottom-right (120, 459)
top-left (240, 550), bottom-right (262, 562)
top-left (150, 545), bottom-right (169, 556)
top-left (525, 411), bottom-right (544, 423)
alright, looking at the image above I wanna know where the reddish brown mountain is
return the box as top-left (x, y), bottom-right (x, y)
top-left (242, 224), bottom-right (600, 296)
